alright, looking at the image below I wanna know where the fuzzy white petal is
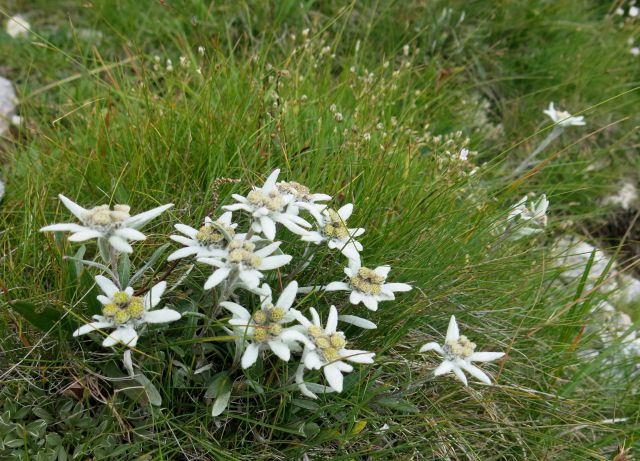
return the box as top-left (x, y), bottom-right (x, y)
top-left (241, 343), bottom-right (261, 369)
top-left (445, 315), bottom-right (460, 342)
top-left (323, 364), bottom-right (344, 392)
top-left (95, 275), bottom-right (119, 298)
top-left (204, 267), bottom-right (231, 290)
top-left (58, 194), bottom-right (87, 220)
top-left (143, 308), bottom-right (180, 324)
top-left (109, 235), bottom-right (133, 253)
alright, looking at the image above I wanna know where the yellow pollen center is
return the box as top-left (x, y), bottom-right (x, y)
top-left (444, 335), bottom-right (477, 359)
top-left (246, 189), bottom-right (285, 212)
top-left (323, 209), bottom-right (349, 240)
top-left (101, 293), bottom-right (145, 325)
top-left (350, 267), bottom-right (385, 295)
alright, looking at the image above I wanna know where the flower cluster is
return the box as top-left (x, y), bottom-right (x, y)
top-left (39, 168), bottom-right (506, 415)
top-left (168, 169), bottom-right (412, 400)
top-left (40, 195), bottom-right (179, 376)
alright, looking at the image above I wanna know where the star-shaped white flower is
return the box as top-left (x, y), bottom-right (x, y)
top-left (508, 194), bottom-right (549, 239)
top-left (543, 102), bottom-right (585, 127)
top-left (40, 194), bottom-right (173, 253)
top-left (276, 180), bottom-right (331, 224)
top-left (284, 305), bottom-right (375, 397)
top-left (197, 239), bottom-right (292, 293)
top-left (223, 169), bottom-right (311, 240)
top-left (72, 275), bottom-right (181, 348)
top-left (167, 212), bottom-right (238, 261)
top-left (324, 260), bottom-right (412, 311)
top-left (301, 204), bottom-right (365, 262)
top-left (419, 315), bottom-right (504, 386)
top-left (221, 281), bottom-right (301, 368)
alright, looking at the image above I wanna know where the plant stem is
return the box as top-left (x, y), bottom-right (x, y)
top-left (512, 126), bottom-right (563, 176)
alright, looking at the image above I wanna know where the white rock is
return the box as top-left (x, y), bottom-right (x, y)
top-left (5, 15), bottom-right (30, 38)
top-left (553, 236), bottom-right (616, 291)
top-left (0, 76), bottom-right (18, 136)
top-left (601, 182), bottom-right (638, 210)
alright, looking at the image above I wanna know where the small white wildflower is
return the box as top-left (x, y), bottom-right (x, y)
top-left (419, 315), bottom-right (505, 386)
top-left (40, 194), bottom-right (173, 253)
top-left (403, 44), bottom-right (410, 56)
top-left (630, 5), bottom-right (639, 17)
top-left (197, 240), bottom-right (291, 293)
top-left (334, 112), bottom-right (344, 122)
top-left (508, 194), bottom-right (549, 239)
top-left (72, 276), bottom-right (180, 348)
top-left (616, 6), bottom-right (625, 15)
top-left (5, 15), bottom-right (30, 38)
top-left (325, 260), bottom-right (412, 311)
top-left (179, 56), bottom-right (188, 68)
top-left (543, 102), bottom-right (585, 127)
top-left (166, 59), bottom-right (173, 72)
top-left (168, 212), bottom-right (238, 261)
top-left (301, 204), bottom-right (364, 261)
top-left (223, 169), bottom-right (311, 240)
top-left (302, 28), bottom-right (310, 38)
top-left (198, 46), bottom-right (205, 56)
top-left (632, 47), bottom-right (640, 56)
top-left (284, 306), bottom-right (375, 397)
top-left (459, 148), bottom-right (469, 161)
top-left (221, 281), bottom-right (301, 368)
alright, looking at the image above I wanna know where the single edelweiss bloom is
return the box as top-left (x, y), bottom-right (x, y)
top-left (284, 305), bottom-right (374, 397)
top-left (221, 281), bottom-right (301, 368)
top-left (419, 315), bottom-right (504, 386)
top-left (508, 194), bottom-right (549, 238)
top-left (72, 276), bottom-right (181, 348)
top-left (543, 102), bottom-right (585, 127)
top-left (324, 260), bottom-right (412, 311)
top-left (40, 194), bottom-right (173, 253)
top-left (301, 204), bottom-right (365, 261)
top-left (223, 169), bottom-right (311, 240)
top-left (168, 212), bottom-right (238, 261)
top-left (276, 180), bottom-right (331, 224)
top-left (197, 239), bottom-right (292, 293)
top-left (5, 15), bottom-right (30, 38)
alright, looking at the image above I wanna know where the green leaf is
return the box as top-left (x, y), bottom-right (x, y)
top-left (118, 252), bottom-right (131, 287)
top-left (205, 371), bottom-right (230, 399)
top-left (134, 373), bottom-right (163, 407)
top-left (375, 397), bottom-right (420, 413)
top-left (10, 301), bottom-right (63, 332)
top-left (129, 243), bottom-right (170, 286)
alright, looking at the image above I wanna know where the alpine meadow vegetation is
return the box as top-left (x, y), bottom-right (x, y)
top-left (0, 1), bottom-right (639, 460)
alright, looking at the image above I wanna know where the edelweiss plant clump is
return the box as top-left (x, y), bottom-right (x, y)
top-left (40, 169), bottom-right (420, 412)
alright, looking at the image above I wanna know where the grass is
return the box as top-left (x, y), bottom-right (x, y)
top-left (0, 1), bottom-right (639, 459)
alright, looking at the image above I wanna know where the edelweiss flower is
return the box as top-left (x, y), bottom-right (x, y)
top-left (221, 281), bottom-right (300, 368)
top-left (419, 315), bottom-right (504, 386)
top-left (301, 204), bottom-right (365, 261)
top-left (197, 240), bottom-right (291, 293)
top-left (40, 194), bottom-right (173, 253)
top-left (543, 102), bottom-right (585, 127)
top-left (508, 194), bottom-right (549, 239)
top-left (168, 212), bottom-right (237, 261)
top-left (72, 276), bottom-right (181, 347)
top-left (223, 169), bottom-right (311, 240)
top-left (276, 180), bottom-right (331, 223)
top-left (5, 15), bottom-right (30, 38)
top-left (284, 305), bottom-right (374, 397)
top-left (324, 260), bottom-right (412, 311)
